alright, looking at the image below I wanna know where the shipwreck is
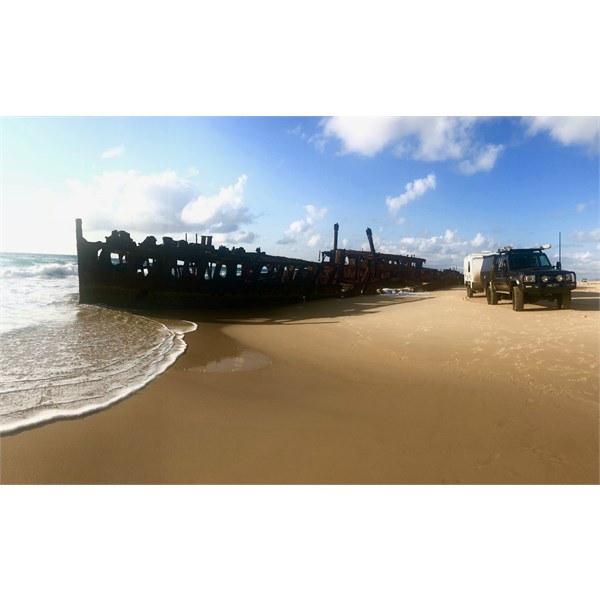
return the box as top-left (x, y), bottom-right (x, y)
top-left (75, 219), bottom-right (462, 309)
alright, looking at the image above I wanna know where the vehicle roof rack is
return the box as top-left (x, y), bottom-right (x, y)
top-left (497, 244), bottom-right (552, 253)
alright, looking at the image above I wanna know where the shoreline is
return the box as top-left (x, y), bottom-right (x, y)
top-left (1, 284), bottom-right (598, 484)
top-left (0, 314), bottom-right (197, 436)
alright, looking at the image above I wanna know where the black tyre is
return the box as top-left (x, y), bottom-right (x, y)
top-left (561, 291), bottom-right (572, 309)
top-left (556, 294), bottom-right (563, 309)
top-left (466, 284), bottom-right (473, 298)
top-left (489, 283), bottom-right (499, 305)
top-left (512, 286), bottom-right (524, 311)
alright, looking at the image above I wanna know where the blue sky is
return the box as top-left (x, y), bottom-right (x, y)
top-left (1, 116), bottom-right (599, 277)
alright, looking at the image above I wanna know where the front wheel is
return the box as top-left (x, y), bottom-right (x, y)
top-left (512, 286), bottom-right (524, 311)
top-left (559, 290), bottom-right (572, 309)
top-left (488, 283), bottom-right (499, 305)
top-left (466, 284), bottom-right (473, 298)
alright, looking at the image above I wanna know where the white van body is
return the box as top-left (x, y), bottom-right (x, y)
top-left (464, 252), bottom-right (495, 297)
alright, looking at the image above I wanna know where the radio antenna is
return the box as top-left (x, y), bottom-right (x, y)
top-left (559, 231), bottom-right (562, 265)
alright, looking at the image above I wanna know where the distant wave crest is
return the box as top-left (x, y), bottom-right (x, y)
top-left (2, 262), bottom-right (78, 279)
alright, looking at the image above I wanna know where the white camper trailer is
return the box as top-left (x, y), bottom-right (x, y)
top-left (464, 252), bottom-right (496, 297)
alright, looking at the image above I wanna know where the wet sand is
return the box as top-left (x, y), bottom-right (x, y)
top-left (1, 284), bottom-right (598, 484)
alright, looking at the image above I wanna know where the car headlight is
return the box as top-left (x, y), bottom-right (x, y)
top-left (541, 275), bottom-right (549, 283)
top-left (565, 273), bottom-right (573, 281)
top-left (556, 274), bottom-right (564, 282)
top-left (523, 275), bottom-right (536, 283)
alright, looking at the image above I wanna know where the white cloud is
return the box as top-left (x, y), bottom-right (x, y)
top-left (523, 117), bottom-right (600, 152)
top-left (321, 117), bottom-right (406, 157)
top-left (573, 228), bottom-right (600, 242)
top-left (69, 169), bottom-right (194, 231)
top-left (289, 124), bottom-right (327, 153)
top-left (66, 170), bottom-right (256, 241)
top-left (571, 251), bottom-right (593, 262)
top-left (471, 232), bottom-right (487, 247)
top-left (562, 250), bottom-right (600, 279)
top-left (213, 230), bottom-right (256, 246)
top-left (181, 174), bottom-right (253, 233)
top-left (307, 234), bottom-right (321, 247)
top-left (386, 173), bottom-right (436, 218)
top-left (278, 204), bottom-right (328, 245)
top-left (379, 231), bottom-right (468, 267)
top-left (305, 204), bottom-right (328, 225)
top-left (377, 229), bottom-right (497, 270)
top-left (101, 145), bottom-right (124, 158)
top-left (358, 226), bottom-right (599, 279)
top-left (4, 170), bottom-right (215, 254)
top-left (443, 229), bottom-right (457, 243)
top-left (320, 117), bottom-right (503, 174)
top-left (459, 144), bottom-right (504, 174)
top-left (560, 245), bottom-right (600, 278)
top-left (287, 220), bottom-right (310, 237)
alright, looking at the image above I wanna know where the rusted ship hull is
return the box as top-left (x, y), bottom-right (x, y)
top-left (76, 220), bottom-right (325, 309)
top-left (75, 219), bottom-right (462, 309)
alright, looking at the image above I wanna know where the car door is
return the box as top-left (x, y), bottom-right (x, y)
top-left (493, 256), bottom-right (510, 293)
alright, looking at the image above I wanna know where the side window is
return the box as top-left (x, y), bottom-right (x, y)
top-left (493, 256), bottom-right (506, 273)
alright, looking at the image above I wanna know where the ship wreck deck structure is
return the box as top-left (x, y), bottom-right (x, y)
top-left (75, 219), bottom-right (462, 309)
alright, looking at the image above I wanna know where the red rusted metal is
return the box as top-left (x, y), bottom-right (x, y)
top-left (76, 219), bottom-right (462, 309)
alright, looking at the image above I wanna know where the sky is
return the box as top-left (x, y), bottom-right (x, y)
top-left (1, 116), bottom-right (598, 277)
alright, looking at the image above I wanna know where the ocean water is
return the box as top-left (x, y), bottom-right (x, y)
top-left (0, 252), bottom-right (196, 434)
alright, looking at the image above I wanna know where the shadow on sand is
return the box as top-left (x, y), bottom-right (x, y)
top-left (530, 289), bottom-right (600, 313)
top-left (147, 292), bottom-right (434, 327)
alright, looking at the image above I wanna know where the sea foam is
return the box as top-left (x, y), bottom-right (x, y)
top-left (0, 252), bottom-right (196, 434)
top-left (0, 308), bottom-right (196, 434)
top-left (2, 261), bottom-right (79, 278)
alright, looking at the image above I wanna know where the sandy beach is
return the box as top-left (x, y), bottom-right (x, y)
top-left (1, 283), bottom-right (598, 484)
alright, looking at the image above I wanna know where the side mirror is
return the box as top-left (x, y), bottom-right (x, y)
top-left (556, 261), bottom-right (562, 270)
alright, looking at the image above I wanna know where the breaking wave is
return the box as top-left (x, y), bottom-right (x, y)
top-left (0, 307), bottom-right (196, 434)
top-left (2, 262), bottom-right (78, 279)
top-left (0, 252), bottom-right (196, 434)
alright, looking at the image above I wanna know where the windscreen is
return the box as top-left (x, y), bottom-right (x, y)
top-left (508, 252), bottom-right (552, 269)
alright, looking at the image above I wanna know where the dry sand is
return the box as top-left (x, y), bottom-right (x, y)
top-left (1, 283), bottom-right (598, 484)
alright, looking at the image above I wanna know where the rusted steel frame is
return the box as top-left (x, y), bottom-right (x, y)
top-left (76, 219), bottom-right (461, 307)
